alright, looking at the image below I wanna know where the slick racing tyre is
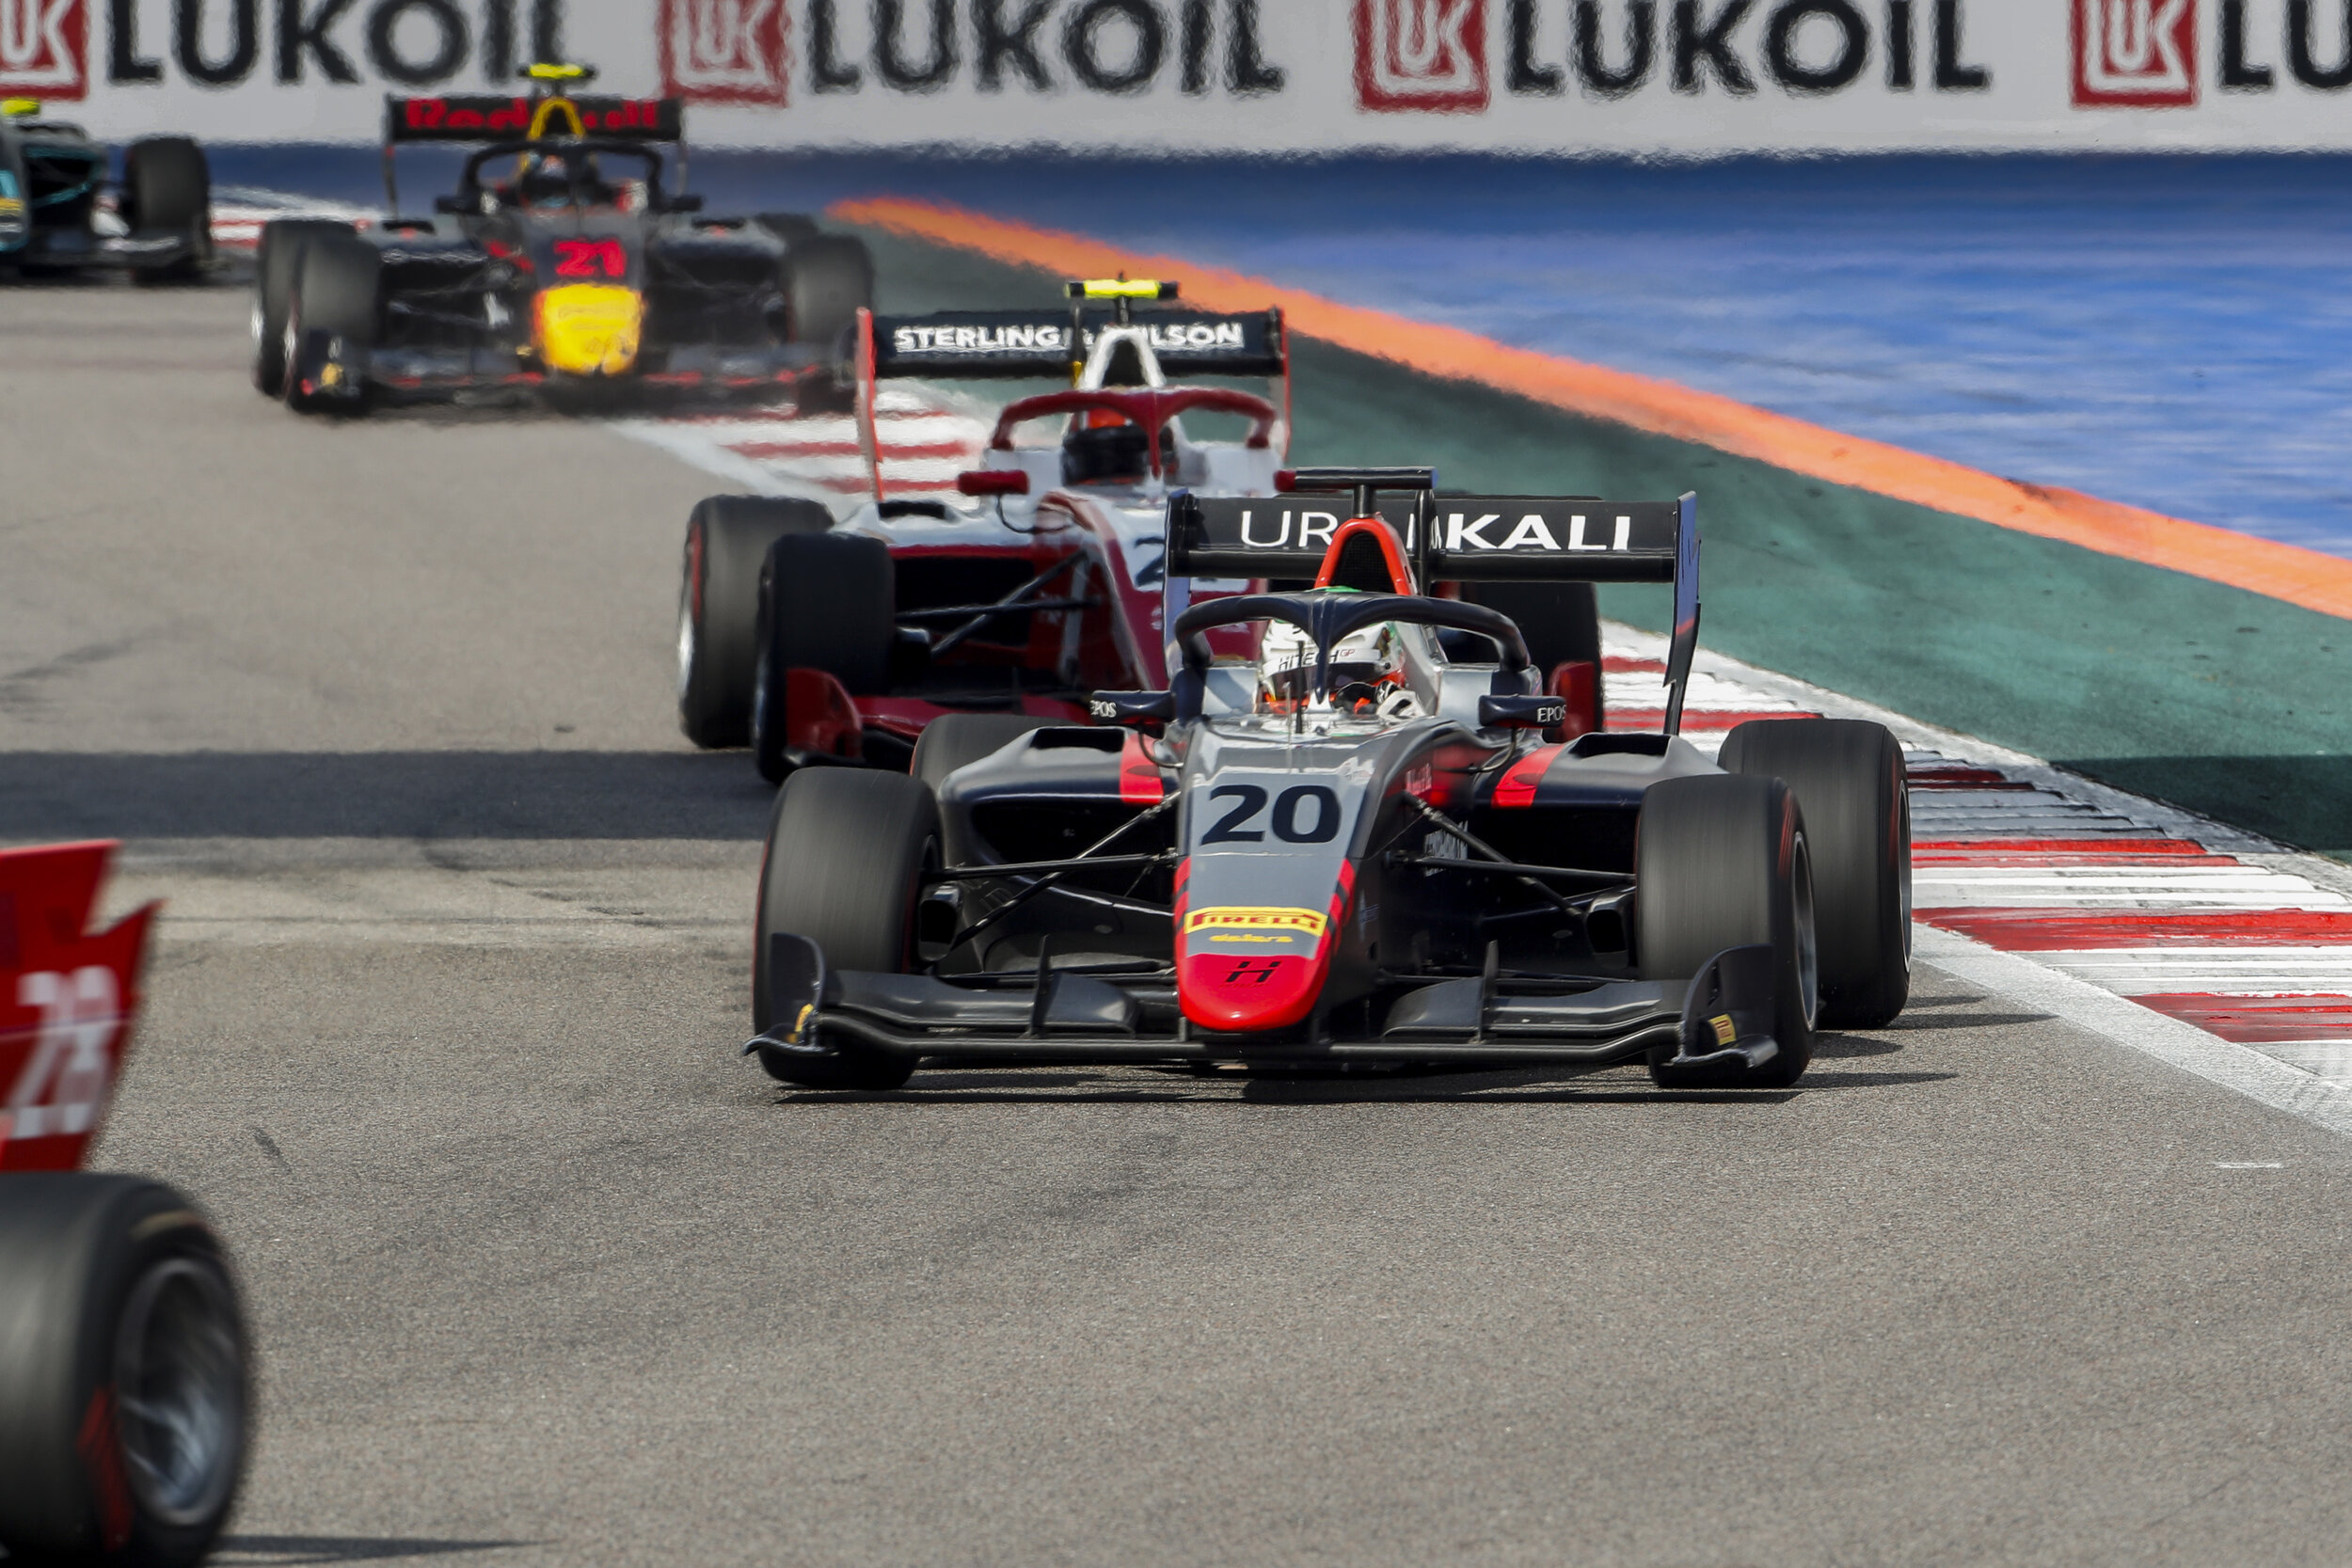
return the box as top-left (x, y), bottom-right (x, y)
top-left (911, 714), bottom-right (1051, 795)
top-left (121, 137), bottom-right (211, 284)
top-left (0, 1175), bottom-right (250, 1568)
top-left (281, 235), bottom-right (379, 416)
top-left (1720, 718), bottom-right (1911, 1028)
top-left (1637, 773), bottom-right (1817, 1088)
top-left (753, 770), bottom-right (933, 1090)
top-left (751, 532), bottom-right (894, 784)
top-left (251, 219), bottom-right (350, 395)
top-left (780, 234), bottom-right (874, 350)
top-left (677, 496), bottom-right (835, 750)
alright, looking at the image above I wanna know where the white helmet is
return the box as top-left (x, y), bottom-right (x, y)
top-left (1257, 610), bottom-right (1409, 714)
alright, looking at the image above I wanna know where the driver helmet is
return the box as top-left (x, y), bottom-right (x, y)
top-left (1061, 407), bottom-right (1154, 486)
top-left (1257, 600), bottom-right (1413, 714)
top-left (517, 152), bottom-right (573, 207)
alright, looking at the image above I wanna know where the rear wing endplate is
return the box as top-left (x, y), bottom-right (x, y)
top-left (1167, 487), bottom-right (1706, 734)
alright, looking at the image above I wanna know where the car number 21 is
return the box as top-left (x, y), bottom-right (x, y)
top-left (1202, 784), bottom-right (1342, 845)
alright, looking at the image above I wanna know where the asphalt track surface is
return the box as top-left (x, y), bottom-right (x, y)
top-left (8, 284), bottom-right (2352, 1566)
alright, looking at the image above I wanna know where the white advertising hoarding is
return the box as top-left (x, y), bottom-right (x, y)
top-left (8, 0), bottom-right (2352, 152)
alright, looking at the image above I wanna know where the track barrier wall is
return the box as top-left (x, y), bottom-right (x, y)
top-left (18, 1), bottom-right (2352, 152)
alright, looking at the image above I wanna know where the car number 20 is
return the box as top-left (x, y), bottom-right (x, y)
top-left (1202, 784), bottom-right (1342, 845)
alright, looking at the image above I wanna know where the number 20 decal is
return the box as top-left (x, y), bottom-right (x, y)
top-left (1202, 784), bottom-right (1341, 845)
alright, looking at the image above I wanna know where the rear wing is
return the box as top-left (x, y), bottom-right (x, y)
top-left (848, 280), bottom-right (1289, 503)
top-left (862, 308), bottom-right (1285, 380)
top-left (384, 94), bottom-right (683, 143)
top-left (379, 72), bottom-right (686, 217)
top-left (1166, 470), bottom-right (1706, 732)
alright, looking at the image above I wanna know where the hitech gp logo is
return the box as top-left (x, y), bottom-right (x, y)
top-left (0, 0), bottom-right (87, 99)
top-left (660, 0), bottom-right (787, 105)
top-left (1355, 0), bottom-right (1486, 112)
top-left (2073, 0), bottom-right (2196, 107)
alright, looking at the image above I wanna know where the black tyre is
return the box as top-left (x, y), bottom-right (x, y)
top-left (912, 714), bottom-right (1049, 796)
top-left (121, 137), bottom-right (210, 283)
top-left (1720, 718), bottom-right (1911, 1028)
top-left (780, 234), bottom-right (873, 348)
top-left (0, 1175), bottom-right (249, 1568)
top-left (753, 769), bottom-right (934, 1090)
top-left (1460, 580), bottom-right (1600, 676)
top-left (1637, 773), bottom-right (1817, 1087)
top-left (751, 532), bottom-right (895, 784)
top-left (251, 219), bottom-right (349, 395)
top-left (677, 496), bottom-right (835, 749)
top-left (282, 235), bottom-right (378, 415)
top-left (755, 212), bottom-right (821, 247)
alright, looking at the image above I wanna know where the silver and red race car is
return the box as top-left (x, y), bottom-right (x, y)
top-left (741, 468), bottom-right (1912, 1092)
top-left (0, 842), bottom-right (251, 1567)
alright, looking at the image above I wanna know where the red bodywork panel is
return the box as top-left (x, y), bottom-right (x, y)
top-left (0, 843), bottom-right (157, 1173)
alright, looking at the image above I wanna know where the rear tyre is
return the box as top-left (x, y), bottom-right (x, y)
top-left (755, 213), bottom-right (821, 247)
top-left (251, 219), bottom-right (350, 395)
top-left (282, 236), bottom-right (379, 416)
top-left (121, 137), bottom-right (211, 284)
top-left (751, 532), bottom-right (895, 784)
top-left (753, 770), bottom-right (934, 1090)
top-left (677, 496), bottom-right (835, 750)
top-left (1637, 773), bottom-right (1817, 1087)
top-left (1460, 580), bottom-right (1599, 674)
top-left (1720, 718), bottom-right (1911, 1028)
top-left (781, 234), bottom-right (873, 350)
top-left (912, 714), bottom-right (1050, 796)
top-left (0, 1175), bottom-right (249, 1568)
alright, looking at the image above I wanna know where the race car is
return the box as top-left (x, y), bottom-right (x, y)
top-left (743, 468), bottom-right (1912, 1091)
top-left (0, 842), bottom-right (251, 1567)
top-left (675, 280), bottom-right (1606, 784)
top-left (256, 63), bottom-right (871, 413)
top-left (0, 99), bottom-right (211, 280)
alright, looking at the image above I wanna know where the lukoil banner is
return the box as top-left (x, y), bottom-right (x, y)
top-left (12, 0), bottom-right (2352, 151)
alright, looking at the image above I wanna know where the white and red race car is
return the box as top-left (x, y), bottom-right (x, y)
top-left (0, 842), bottom-right (250, 1568)
top-left (675, 278), bottom-right (1609, 787)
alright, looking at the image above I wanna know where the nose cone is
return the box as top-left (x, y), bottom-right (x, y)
top-left (534, 284), bottom-right (643, 376)
top-left (1175, 904), bottom-right (1334, 1033)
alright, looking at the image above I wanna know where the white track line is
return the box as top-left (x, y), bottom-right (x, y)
top-left (1915, 926), bottom-right (2352, 1140)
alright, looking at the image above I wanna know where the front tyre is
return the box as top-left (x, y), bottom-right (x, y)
top-left (753, 770), bottom-right (935, 1090)
top-left (750, 532), bottom-right (894, 784)
top-left (1637, 773), bottom-right (1817, 1088)
top-left (251, 219), bottom-right (351, 395)
top-left (1720, 718), bottom-right (1911, 1028)
top-left (0, 1175), bottom-right (250, 1568)
top-left (281, 235), bottom-right (379, 417)
top-left (780, 234), bottom-right (874, 351)
top-left (121, 138), bottom-right (211, 284)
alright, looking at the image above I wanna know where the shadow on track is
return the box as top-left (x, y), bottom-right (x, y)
top-left (214, 1536), bottom-right (531, 1563)
top-left (0, 751), bottom-right (775, 841)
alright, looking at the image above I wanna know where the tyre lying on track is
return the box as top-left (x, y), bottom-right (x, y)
top-left (1719, 717), bottom-right (1911, 1028)
top-left (751, 770), bottom-right (934, 1091)
top-left (676, 496), bottom-right (835, 750)
top-left (0, 1177), bottom-right (251, 1568)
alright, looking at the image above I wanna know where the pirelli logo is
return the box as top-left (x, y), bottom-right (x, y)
top-left (1184, 907), bottom-right (1327, 939)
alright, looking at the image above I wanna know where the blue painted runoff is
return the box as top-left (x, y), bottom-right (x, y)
top-left (220, 147), bottom-right (2352, 560)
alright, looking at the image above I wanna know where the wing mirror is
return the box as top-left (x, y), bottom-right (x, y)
top-left (958, 469), bottom-right (1030, 497)
top-left (1089, 690), bottom-right (1176, 727)
top-left (1478, 694), bottom-right (1566, 730)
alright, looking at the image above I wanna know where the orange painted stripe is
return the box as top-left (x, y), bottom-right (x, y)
top-left (835, 196), bottom-right (2352, 623)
